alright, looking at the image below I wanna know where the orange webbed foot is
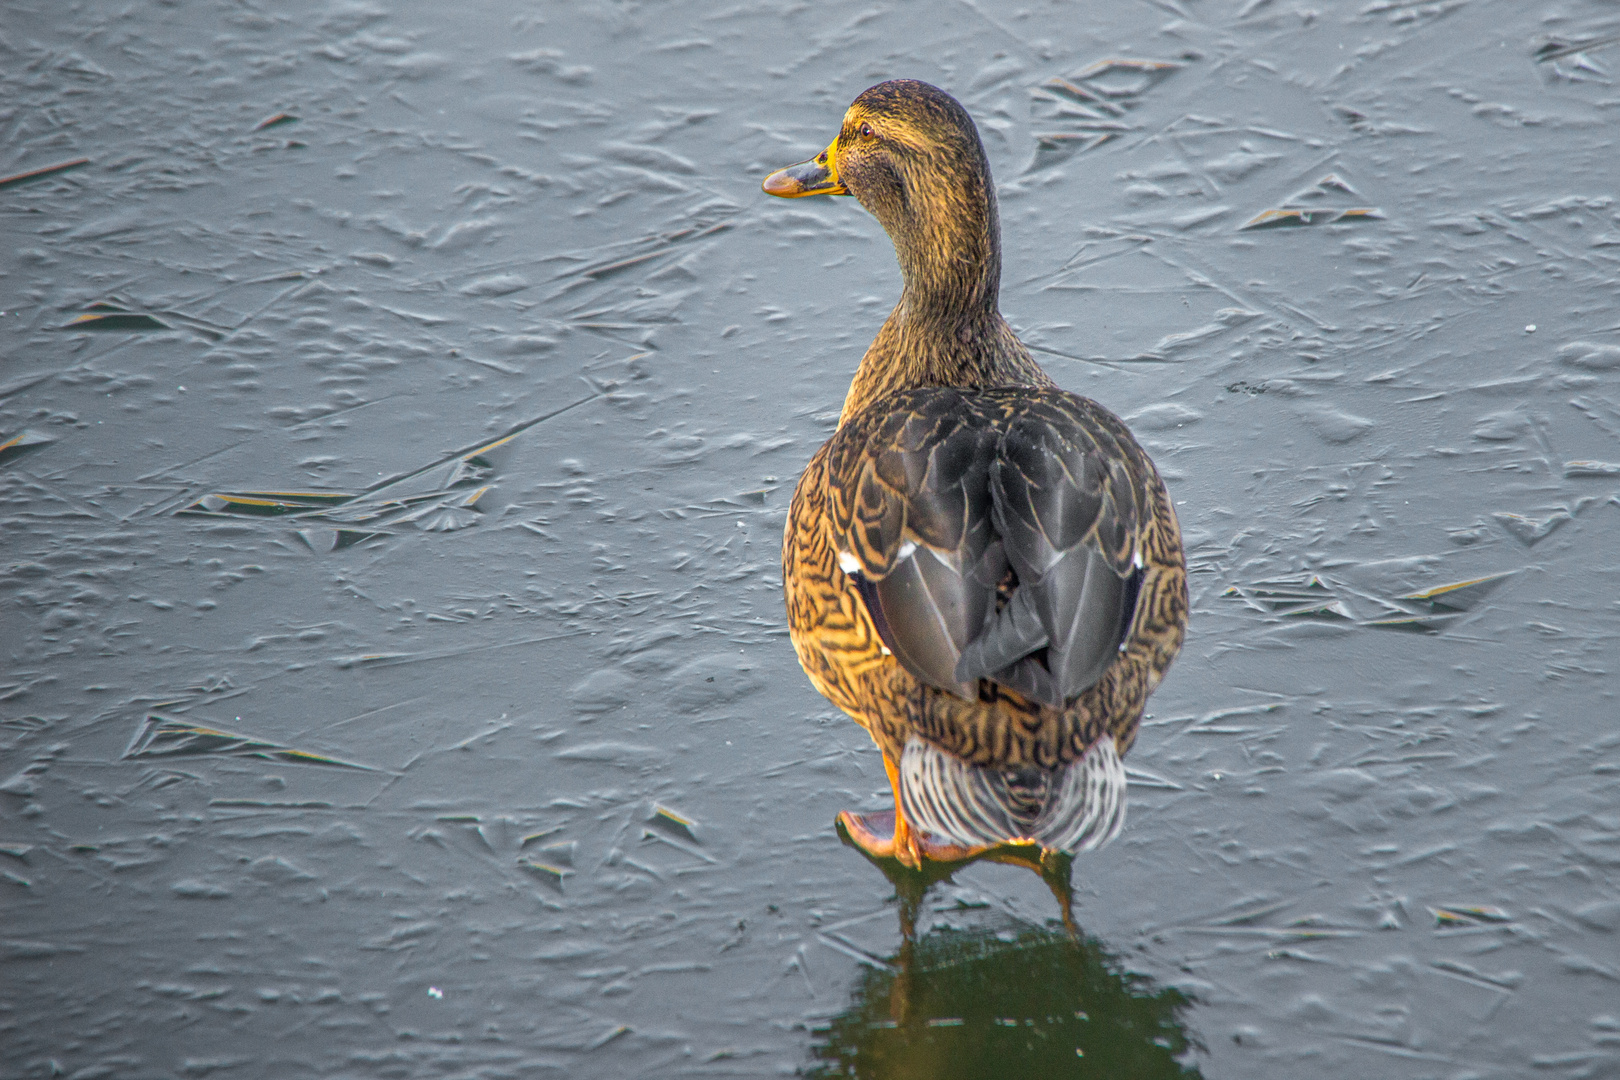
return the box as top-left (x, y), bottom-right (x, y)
top-left (837, 809), bottom-right (1000, 866)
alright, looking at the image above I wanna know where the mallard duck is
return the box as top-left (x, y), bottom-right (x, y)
top-left (763, 80), bottom-right (1187, 870)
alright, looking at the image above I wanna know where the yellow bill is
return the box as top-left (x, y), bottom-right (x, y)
top-left (762, 138), bottom-right (848, 197)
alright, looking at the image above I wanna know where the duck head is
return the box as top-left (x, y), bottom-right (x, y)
top-left (763, 79), bottom-right (1002, 322)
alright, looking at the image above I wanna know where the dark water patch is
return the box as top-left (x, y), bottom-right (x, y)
top-left (0, 429), bottom-right (56, 468)
top-left (1396, 571), bottom-right (1517, 611)
top-left (124, 714), bottom-right (377, 770)
top-left (806, 924), bottom-right (1202, 1079)
top-left (59, 300), bottom-right (234, 340)
top-left (1240, 175), bottom-right (1384, 232)
top-left (64, 311), bottom-right (171, 332)
top-left (1429, 904), bottom-right (1513, 928)
top-left (0, 157), bottom-right (90, 190)
top-left (1222, 566), bottom-right (1521, 635)
top-left (808, 836), bottom-right (1199, 1078)
top-left (1239, 206), bottom-right (1383, 230)
top-left (181, 490), bottom-right (358, 518)
top-left (520, 857), bottom-right (571, 892)
top-left (647, 803), bottom-right (700, 843)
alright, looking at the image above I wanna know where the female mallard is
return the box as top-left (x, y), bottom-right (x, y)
top-left (763, 80), bottom-right (1187, 869)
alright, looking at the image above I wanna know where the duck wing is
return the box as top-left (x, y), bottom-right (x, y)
top-left (827, 386), bottom-right (1149, 709)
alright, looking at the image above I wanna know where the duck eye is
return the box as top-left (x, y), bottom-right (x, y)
top-left (860, 123), bottom-right (874, 139)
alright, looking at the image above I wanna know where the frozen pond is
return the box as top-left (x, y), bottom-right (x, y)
top-left (3, 1), bottom-right (1618, 1076)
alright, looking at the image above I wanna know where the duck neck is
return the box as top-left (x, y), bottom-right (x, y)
top-left (893, 176), bottom-right (1002, 326)
top-left (840, 183), bottom-right (1049, 421)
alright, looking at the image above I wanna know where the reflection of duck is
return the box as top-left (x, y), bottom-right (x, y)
top-left (807, 833), bottom-right (1202, 1079)
top-left (763, 80), bottom-right (1187, 868)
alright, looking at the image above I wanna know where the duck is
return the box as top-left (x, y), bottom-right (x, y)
top-left (762, 79), bottom-right (1187, 870)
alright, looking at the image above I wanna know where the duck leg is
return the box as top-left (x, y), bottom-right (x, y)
top-left (884, 750), bottom-right (924, 869)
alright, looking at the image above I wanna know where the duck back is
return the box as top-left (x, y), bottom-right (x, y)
top-left (826, 385), bottom-right (1159, 710)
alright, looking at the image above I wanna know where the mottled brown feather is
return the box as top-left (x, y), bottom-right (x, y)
top-left (774, 79), bottom-right (1187, 773)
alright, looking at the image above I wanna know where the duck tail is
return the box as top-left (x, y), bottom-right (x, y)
top-left (898, 735), bottom-right (1126, 854)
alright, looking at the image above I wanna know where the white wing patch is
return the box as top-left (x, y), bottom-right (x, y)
top-left (899, 735), bottom-right (1126, 854)
top-left (838, 542), bottom-right (918, 577)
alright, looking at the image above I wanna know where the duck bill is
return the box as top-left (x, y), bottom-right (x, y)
top-left (762, 139), bottom-right (848, 198)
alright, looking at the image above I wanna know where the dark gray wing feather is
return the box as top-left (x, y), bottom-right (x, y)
top-left (828, 387), bottom-right (1147, 708)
